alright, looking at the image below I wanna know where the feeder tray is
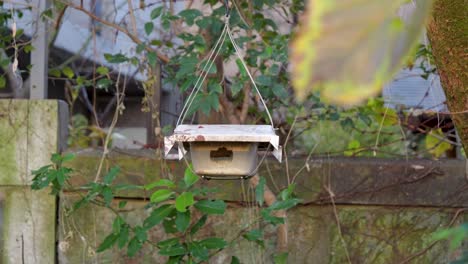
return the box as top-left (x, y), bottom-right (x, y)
top-left (164, 125), bottom-right (282, 178)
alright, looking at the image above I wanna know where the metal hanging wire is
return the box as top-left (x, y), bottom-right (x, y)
top-left (174, 1), bottom-right (276, 180)
top-left (176, 3), bottom-right (275, 128)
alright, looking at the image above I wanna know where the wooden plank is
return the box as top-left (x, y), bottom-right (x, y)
top-left (0, 99), bottom-right (67, 263)
top-left (30, 0), bottom-right (51, 99)
top-left (66, 151), bottom-right (468, 207)
top-left (57, 195), bottom-right (467, 263)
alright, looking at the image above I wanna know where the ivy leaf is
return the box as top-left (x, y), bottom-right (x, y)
top-left (150, 189), bottom-right (175, 203)
top-left (144, 22), bottom-right (154, 35)
top-left (290, 0), bottom-right (434, 105)
top-left (194, 200), bottom-right (226, 215)
top-left (175, 210), bottom-right (191, 232)
top-left (175, 192), bottom-right (194, 212)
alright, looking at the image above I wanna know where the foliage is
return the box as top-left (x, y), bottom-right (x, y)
top-left (433, 223), bottom-right (468, 263)
top-left (290, 0), bottom-right (434, 105)
top-left (32, 153), bottom-right (300, 262)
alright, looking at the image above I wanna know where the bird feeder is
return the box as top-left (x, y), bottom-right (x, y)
top-left (164, 9), bottom-right (282, 179)
top-left (164, 125), bottom-right (281, 179)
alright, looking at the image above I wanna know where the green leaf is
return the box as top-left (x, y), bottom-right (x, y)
top-left (62, 66), bottom-right (74, 79)
top-left (144, 204), bottom-right (174, 229)
top-left (188, 242), bottom-right (209, 261)
top-left (243, 229), bottom-right (264, 247)
top-left (178, 9), bottom-right (203, 25)
top-left (274, 252), bottom-right (288, 264)
top-left (147, 51), bottom-right (157, 67)
top-left (144, 22), bottom-right (154, 35)
top-left (255, 75), bottom-right (272, 86)
top-left (199, 237), bottom-right (227, 249)
top-left (190, 214), bottom-right (207, 235)
top-left (425, 128), bottom-right (452, 158)
top-left (269, 198), bottom-right (301, 211)
top-left (62, 153), bottom-right (75, 163)
top-left (96, 66), bottom-right (109, 75)
top-left (62, 66), bottom-right (75, 79)
top-left (117, 225), bottom-right (129, 249)
top-left (104, 53), bottom-right (128, 63)
top-left (96, 233), bottom-right (118, 252)
top-left (184, 166), bottom-right (199, 189)
top-left (112, 217), bottom-right (123, 234)
top-left (194, 200), bottom-right (226, 215)
top-left (255, 176), bottom-right (266, 206)
top-left (261, 209), bottom-right (284, 226)
top-left (290, 0), bottom-right (434, 105)
top-left (235, 59), bottom-right (248, 78)
top-left (96, 78), bottom-right (112, 90)
top-left (279, 184), bottom-right (295, 201)
top-left (134, 226), bottom-right (147, 242)
top-left (150, 189), bottom-right (175, 203)
top-left (175, 210), bottom-right (191, 232)
top-left (144, 179), bottom-right (176, 190)
top-left (150, 6), bottom-right (164, 19)
top-left (159, 243), bottom-right (187, 256)
top-left (175, 192), bottom-right (194, 212)
top-left (231, 256), bottom-right (241, 264)
top-left (49, 69), bottom-right (61, 78)
top-left (157, 237), bottom-right (179, 248)
top-left (127, 237), bottom-right (143, 257)
top-left (344, 139), bottom-right (361, 156)
top-left (101, 186), bottom-right (113, 206)
top-left (103, 166), bottom-right (120, 184)
top-left (118, 201), bottom-right (127, 209)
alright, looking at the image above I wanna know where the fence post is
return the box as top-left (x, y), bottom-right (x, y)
top-left (0, 99), bottom-right (68, 263)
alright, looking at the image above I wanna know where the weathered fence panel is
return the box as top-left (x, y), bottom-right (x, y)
top-left (0, 99), bottom-right (67, 263)
top-left (58, 150), bottom-right (468, 263)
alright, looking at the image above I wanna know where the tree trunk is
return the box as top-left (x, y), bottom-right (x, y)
top-left (426, 0), bottom-right (468, 152)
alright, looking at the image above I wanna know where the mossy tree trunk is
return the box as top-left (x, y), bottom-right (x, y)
top-left (427, 0), bottom-right (468, 152)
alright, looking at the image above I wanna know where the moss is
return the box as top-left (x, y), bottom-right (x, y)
top-left (0, 100), bottom-right (28, 185)
top-left (427, 0), bottom-right (468, 151)
top-left (326, 206), bottom-right (458, 263)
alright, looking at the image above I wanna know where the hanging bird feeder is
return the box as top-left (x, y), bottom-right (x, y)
top-left (164, 4), bottom-right (282, 179)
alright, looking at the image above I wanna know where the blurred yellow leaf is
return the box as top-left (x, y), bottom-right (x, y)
top-left (425, 129), bottom-right (452, 158)
top-left (290, 0), bottom-right (433, 106)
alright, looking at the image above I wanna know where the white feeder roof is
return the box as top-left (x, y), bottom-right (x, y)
top-left (164, 125), bottom-right (282, 162)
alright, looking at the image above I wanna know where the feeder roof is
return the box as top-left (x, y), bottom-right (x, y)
top-left (164, 125), bottom-right (282, 162)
